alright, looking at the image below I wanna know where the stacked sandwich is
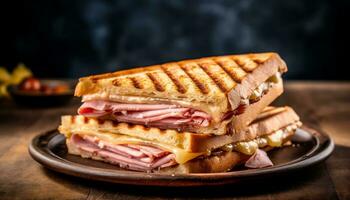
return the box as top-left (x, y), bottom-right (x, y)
top-left (59, 52), bottom-right (302, 173)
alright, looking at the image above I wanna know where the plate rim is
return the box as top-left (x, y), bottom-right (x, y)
top-left (28, 126), bottom-right (334, 186)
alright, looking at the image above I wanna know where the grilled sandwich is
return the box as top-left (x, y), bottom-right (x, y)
top-left (59, 106), bottom-right (301, 173)
top-left (75, 52), bottom-right (287, 135)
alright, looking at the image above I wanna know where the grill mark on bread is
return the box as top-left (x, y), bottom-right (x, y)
top-left (141, 126), bottom-right (151, 131)
top-left (97, 119), bottom-right (105, 125)
top-left (159, 129), bottom-right (167, 135)
top-left (197, 62), bottom-right (229, 92)
top-left (129, 77), bottom-right (144, 89)
top-left (83, 117), bottom-right (89, 124)
top-left (232, 56), bottom-right (258, 72)
top-left (71, 116), bottom-right (76, 124)
top-left (112, 121), bottom-right (119, 127)
top-left (146, 72), bottom-right (165, 92)
top-left (230, 57), bottom-right (250, 73)
top-left (160, 66), bottom-right (187, 94)
top-left (112, 78), bottom-right (122, 87)
top-left (127, 123), bottom-right (136, 129)
top-left (91, 78), bottom-right (98, 83)
top-left (252, 58), bottom-right (264, 64)
top-left (179, 64), bottom-right (209, 94)
top-left (247, 59), bottom-right (259, 71)
top-left (214, 59), bottom-right (244, 83)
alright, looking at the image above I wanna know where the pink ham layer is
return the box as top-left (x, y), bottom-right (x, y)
top-left (70, 134), bottom-right (273, 171)
top-left (70, 134), bottom-right (177, 172)
top-left (78, 100), bottom-right (212, 128)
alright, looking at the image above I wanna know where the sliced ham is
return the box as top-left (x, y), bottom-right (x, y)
top-left (98, 149), bottom-right (152, 168)
top-left (122, 108), bottom-right (190, 119)
top-left (151, 154), bottom-right (176, 168)
top-left (130, 144), bottom-right (168, 157)
top-left (104, 146), bottom-right (136, 158)
top-left (105, 144), bottom-right (145, 158)
top-left (78, 100), bottom-right (212, 129)
top-left (150, 118), bottom-right (192, 125)
top-left (114, 109), bottom-right (190, 123)
top-left (245, 149), bottom-right (273, 168)
top-left (71, 134), bottom-right (177, 172)
top-left (192, 111), bottom-right (211, 118)
top-left (80, 100), bottom-right (177, 112)
top-left (79, 107), bottom-right (109, 118)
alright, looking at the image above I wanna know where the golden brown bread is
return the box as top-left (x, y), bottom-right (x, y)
top-left (231, 106), bottom-right (302, 142)
top-left (59, 106), bottom-right (301, 153)
top-left (75, 53), bottom-right (287, 122)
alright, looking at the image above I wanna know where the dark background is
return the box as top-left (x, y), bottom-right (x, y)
top-left (0, 0), bottom-right (349, 80)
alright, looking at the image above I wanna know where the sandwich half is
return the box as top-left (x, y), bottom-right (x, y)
top-left (75, 52), bottom-right (287, 135)
top-left (59, 106), bottom-right (301, 173)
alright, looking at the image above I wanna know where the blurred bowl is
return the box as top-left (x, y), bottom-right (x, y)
top-left (8, 79), bottom-right (76, 107)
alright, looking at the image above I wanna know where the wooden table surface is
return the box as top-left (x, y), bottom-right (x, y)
top-left (0, 81), bottom-right (349, 200)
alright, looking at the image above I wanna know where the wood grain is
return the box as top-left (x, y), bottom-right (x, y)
top-left (0, 81), bottom-right (349, 200)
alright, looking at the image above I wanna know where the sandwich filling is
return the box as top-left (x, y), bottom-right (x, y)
top-left (67, 122), bottom-right (298, 172)
top-left (78, 102), bottom-right (211, 129)
top-left (70, 134), bottom-right (177, 171)
top-left (77, 73), bottom-right (280, 130)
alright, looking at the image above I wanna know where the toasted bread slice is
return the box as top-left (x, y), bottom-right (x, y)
top-left (76, 53), bottom-right (286, 106)
top-left (231, 106), bottom-right (302, 141)
top-left (59, 106), bottom-right (301, 153)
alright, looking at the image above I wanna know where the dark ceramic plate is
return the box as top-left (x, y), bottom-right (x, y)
top-left (29, 126), bottom-right (333, 186)
top-left (9, 79), bottom-right (75, 107)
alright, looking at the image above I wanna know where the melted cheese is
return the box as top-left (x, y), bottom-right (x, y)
top-left (248, 73), bottom-right (280, 101)
top-left (233, 140), bottom-right (258, 155)
top-left (72, 131), bottom-right (204, 164)
top-left (266, 129), bottom-right (284, 147)
top-left (232, 124), bottom-right (295, 155)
